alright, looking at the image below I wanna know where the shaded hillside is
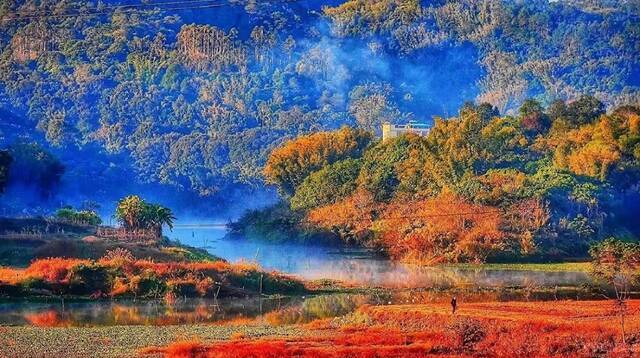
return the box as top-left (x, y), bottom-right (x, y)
top-left (0, 0), bottom-right (637, 210)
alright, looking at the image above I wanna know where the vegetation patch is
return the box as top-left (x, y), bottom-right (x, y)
top-left (0, 252), bottom-right (305, 300)
top-left (141, 299), bottom-right (640, 357)
top-left (447, 262), bottom-right (591, 272)
top-left (245, 101), bottom-right (640, 264)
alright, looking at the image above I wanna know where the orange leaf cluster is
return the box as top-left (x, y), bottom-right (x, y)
top-left (0, 267), bottom-right (23, 285)
top-left (379, 190), bottom-right (506, 263)
top-left (24, 258), bottom-right (90, 283)
top-left (308, 189), bottom-right (508, 263)
top-left (264, 127), bottom-right (371, 194)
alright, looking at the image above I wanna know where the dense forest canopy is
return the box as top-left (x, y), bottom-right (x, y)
top-left (0, 0), bottom-right (638, 215)
top-left (262, 99), bottom-right (640, 263)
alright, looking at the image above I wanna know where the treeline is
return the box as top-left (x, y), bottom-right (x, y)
top-left (0, 142), bottom-right (64, 198)
top-left (0, 0), bottom-right (638, 203)
top-left (324, 0), bottom-right (640, 112)
top-left (260, 97), bottom-right (640, 263)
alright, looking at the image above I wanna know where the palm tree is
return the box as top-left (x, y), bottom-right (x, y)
top-left (115, 196), bottom-right (176, 238)
top-left (115, 195), bottom-right (145, 230)
top-left (142, 203), bottom-right (176, 237)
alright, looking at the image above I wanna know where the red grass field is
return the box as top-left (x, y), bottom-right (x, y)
top-left (141, 300), bottom-right (640, 357)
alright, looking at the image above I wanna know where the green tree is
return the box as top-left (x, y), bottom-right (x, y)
top-left (264, 127), bottom-right (372, 196)
top-left (142, 203), bottom-right (176, 235)
top-left (566, 95), bottom-right (605, 126)
top-left (115, 195), bottom-right (175, 236)
top-left (55, 207), bottom-right (102, 226)
top-left (115, 195), bottom-right (146, 230)
top-left (548, 99), bottom-right (568, 122)
top-left (357, 134), bottom-right (416, 202)
top-left (519, 99), bottom-right (550, 135)
top-left (290, 158), bottom-right (362, 211)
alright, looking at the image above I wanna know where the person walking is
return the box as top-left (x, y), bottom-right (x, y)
top-left (451, 296), bottom-right (457, 314)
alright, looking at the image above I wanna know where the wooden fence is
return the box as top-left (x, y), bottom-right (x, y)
top-left (96, 227), bottom-right (159, 242)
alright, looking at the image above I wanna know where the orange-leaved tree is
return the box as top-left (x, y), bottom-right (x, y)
top-left (306, 189), bottom-right (381, 246)
top-left (376, 190), bottom-right (507, 264)
top-left (263, 126), bottom-right (372, 196)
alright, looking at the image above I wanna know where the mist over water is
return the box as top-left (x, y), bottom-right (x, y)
top-left (0, 297), bottom-right (285, 327)
top-left (170, 227), bottom-right (590, 288)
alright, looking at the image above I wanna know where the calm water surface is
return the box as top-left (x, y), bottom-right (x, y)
top-left (169, 226), bottom-right (590, 288)
top-left (0, 226), bottom-right (593, 327)
top-left (0, 296), bottom-right (298, 327)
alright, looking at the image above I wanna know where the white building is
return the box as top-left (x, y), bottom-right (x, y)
top-left (382, 121), bottom-right (430, 142)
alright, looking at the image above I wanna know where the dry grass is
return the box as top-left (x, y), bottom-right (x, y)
top-left (0, 257), bottom-right (304, 298)
top-left (24, 258), bottom-right (90, 283)
top-left (142, 299), bottom-right (640, 357)
top-left (0, 267), bottom-right (23, 284)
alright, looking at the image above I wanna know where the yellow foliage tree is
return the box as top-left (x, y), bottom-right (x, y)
top-left (264, 127), bottom-right (371, 195)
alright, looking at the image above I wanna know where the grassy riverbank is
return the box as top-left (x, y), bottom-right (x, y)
top-left (0, 217), bottom-right (305, 301)
top-left (0, 257), bottom-right (305, 300)
top-left (3, 299), bottom-right (635, 357)
top-left (141, 299), bottom-right (640, 357)
top-left (446, 262), bottom-right (591, 272)
top-left (0, 217), bottom-right (222, 267)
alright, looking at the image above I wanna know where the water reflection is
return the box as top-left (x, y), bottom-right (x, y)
top-left (0, 297), bottom-right (295, 327)
top-left (170, 227), bottom-right (590, 288)
top-left (0, 228), bottom-right (595, 328)
top-left (0, 288), bottom-right (600, 327)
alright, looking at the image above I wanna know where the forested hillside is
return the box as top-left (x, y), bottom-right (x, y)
top-left (261, 100), bottom-right (640, 263)
top-left (0, 0), bottom-right (638, 214)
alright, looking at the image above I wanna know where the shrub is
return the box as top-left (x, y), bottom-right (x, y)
top-left (19, 277), bottom-right (50, 292)
top-left (449, 318), bottom-right (486, 352)
top-left (130, 274), bottom-right (166, 298)
top-left (227, 268), bottom-right (306, 295)
top-left (25, 258), bottom-right (89, 283)
top-left (195, 277), bottom-right (214, 296)
top-left (54, 208), bottom-right (102, 226)
top-left (100, 248), bottom-right (135, 267)
top-left (140, 340), bottom-right (206, 357)
top-left (0, 282), bottom-right (23, 296)
top-left (68, 264), bottom-right (112, 295)
top-left (167, 279), bottom-right (199, 297)
top-left (110, 277), bottom-right (130, 296)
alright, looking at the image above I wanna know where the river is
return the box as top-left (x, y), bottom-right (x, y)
top-left (169, 226), bottom-right (590, 289)
top-left (0, 226), bottom-right (593, 327)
